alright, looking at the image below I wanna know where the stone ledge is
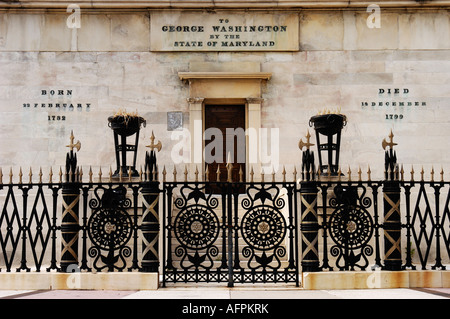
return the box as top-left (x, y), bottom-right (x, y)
top-left (2, 0), bottom-right (450, 9)
top-left (302, 270), bottom-right (450, 290)
top-left (0, 272), bottom-right (159, 290)
top-left (178, 72), bottom-right (272, 81)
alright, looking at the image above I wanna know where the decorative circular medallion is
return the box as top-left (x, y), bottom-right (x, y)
top-left (88, 208), bottom-right (133, 250)
top-left (241, 206), bottom-right (286, 251)
top-left (329, 206), bottom-right (373, 249)
top-left (174, 205), bottom-right (220, 250)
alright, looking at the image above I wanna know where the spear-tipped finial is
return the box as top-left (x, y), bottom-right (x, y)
top-left (139, 166), bottom-right (143, 182)
top-left (226, 153), bottom-right (232, 182)
top-left (19, 167), bottom-right (23, 184)
top-left (146, 131), bottom-right (162, 152)
top-left (88, 166), bottom-right (93, 183)
top-left (48, 166), bottom-right (53, 184)
top-left (216, 164), bottom-right (221, 182)
top-left (59, 167), bottom-right (63, 183)
top-left (162, 165), bottom-right (167, 183)
top-left (66, 130), bottom-right (81, 152)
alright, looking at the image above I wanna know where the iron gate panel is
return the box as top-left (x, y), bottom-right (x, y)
top-left (162, 181), bottom-right (299, 286)
top-left (325, 184), bottom-right (377, 271)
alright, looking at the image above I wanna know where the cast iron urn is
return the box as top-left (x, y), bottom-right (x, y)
top-left (309, 113), bottom-right (347, 175)
top-left (108, 114), bottom-right (146, 177)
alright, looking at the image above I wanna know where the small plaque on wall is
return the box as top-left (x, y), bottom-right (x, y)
top-left (167, 111), bottom-right (183, 131)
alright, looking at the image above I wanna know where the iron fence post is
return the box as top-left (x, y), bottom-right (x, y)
top-left (60, 182), bottom-right (80, 272)
top-left (382, 131), bottom-right (402, 271)
top-left (60, 132), bottom-right (81, 272)
top-left (383, 180), bottom-right (402, 270)
top-left (227, 182), bottom-right (234, 287)
top-left (140, 181), bottom-right (160, 272)
top-left (300, 180), bottom-right (320, 272)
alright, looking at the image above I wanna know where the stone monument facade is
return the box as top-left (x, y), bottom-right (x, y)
top-left (0, 0), bottom-right (449, 180)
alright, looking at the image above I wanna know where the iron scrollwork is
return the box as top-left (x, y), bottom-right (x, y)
top-left (87, 186), bottom-right (133, 271)
top-left (240, 184), bottom-right (289, 273)
top-left (172, 184), bottom-right (221, 272)
top-left (328, 185), bottom-right (374, 270)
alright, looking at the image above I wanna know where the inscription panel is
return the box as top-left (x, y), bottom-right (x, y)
top-left (150, 12), bottom-right (299, 52)
top-left (360, 88), bottom-right (427, 121)
top-left (22, 89), bottom-right (92, 124)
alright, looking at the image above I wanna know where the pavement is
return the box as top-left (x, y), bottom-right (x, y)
top-left (1, 286), bottom-right (447, 317)
top-left (0, 286), bottom-right (448, 299)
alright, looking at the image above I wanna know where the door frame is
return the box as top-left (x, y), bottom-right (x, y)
top-left (203, 99), bottom-right (248, 182)
top-left (179, 71), bottom-right (271, 182)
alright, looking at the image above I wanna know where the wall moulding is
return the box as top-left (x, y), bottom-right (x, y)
top-left (179, 71), bottom-right (271, 99)
top-left (178, 72), bottom-right (272, 81)
top-left (1, 0), bottom-right (450, 9)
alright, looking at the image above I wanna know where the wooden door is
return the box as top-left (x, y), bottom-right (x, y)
top-left (204, 105), bottom-right (246, 184)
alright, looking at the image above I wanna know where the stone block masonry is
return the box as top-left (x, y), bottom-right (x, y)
top-left (0, 8), bottom-right (449, 181)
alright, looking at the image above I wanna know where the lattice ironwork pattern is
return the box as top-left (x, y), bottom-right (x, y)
top-left (0, 178), bottom-right (157, 273)
top-left (0, 183), bottom-right (61, 272)
top-left (0, 170), bottom-right (448, 278)
top-left (402, 181), bottom-right (450, 270)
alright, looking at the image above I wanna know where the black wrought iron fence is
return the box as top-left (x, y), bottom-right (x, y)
top-left (162, 179), bottom-right (299, 286)
top-left (1, 168), bottom-right (447, 276)
top-left (298, 178), bottom-right (450, 273)
top-left (0, 168), bottom-right (160, 273)
top-left (400, 178), bottom-right (450, 270)
top-left (0, 129), bottom-right (448, 288)
top-left (0, 180), bottom-right (62, 272)
top-left (297, 129), bottom-right (450, 273)
top-left (304, 179), bottom-right (384, 272)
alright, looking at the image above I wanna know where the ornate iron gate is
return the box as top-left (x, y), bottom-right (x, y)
top-left (162, 180), bottom-right (299, 287)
